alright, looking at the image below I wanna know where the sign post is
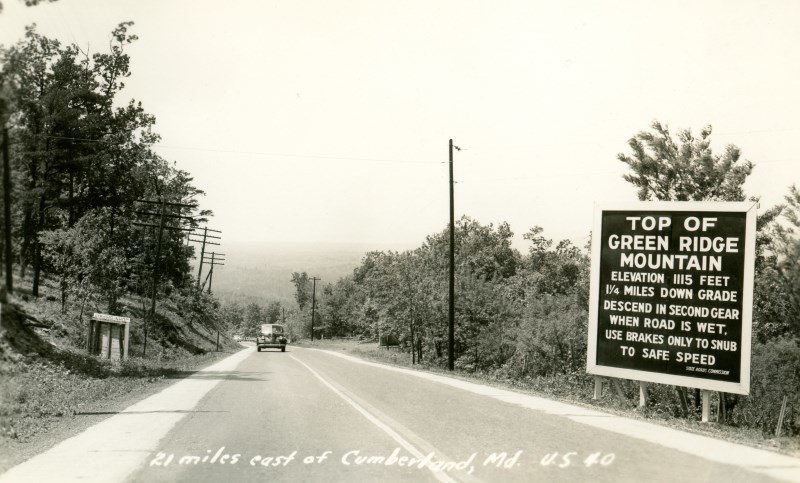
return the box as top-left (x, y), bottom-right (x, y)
top-left (587, 202), bottom-right (757, 395)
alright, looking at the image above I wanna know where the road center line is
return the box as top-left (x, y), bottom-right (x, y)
top-left (289, 354), bottom-right (461, 483)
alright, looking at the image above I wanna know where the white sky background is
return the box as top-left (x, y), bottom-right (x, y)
top-left (1, 0), bottom-right (799, 251)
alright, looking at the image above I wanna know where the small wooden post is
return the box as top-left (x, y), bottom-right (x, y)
top-left (106, 323), bottom-right (112, 359)
top-left (776, 395), bottom-right (788, 437)
top-left (87, 319), bottom-right (95, 352)
top-left (123, 320), bottom-right (129, 360)
top-left (593, 377), bottom-right (603, 400)
top-left (701, 390), bottom-right (712, 422)
top-left (612, 378), bottom-right (627, 400)
top-left (638, 381), bottom-right (648, 408)
top-left (677, 387), bottom-right (689, 416)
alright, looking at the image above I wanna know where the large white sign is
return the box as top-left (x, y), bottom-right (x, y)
top-left (586, 201), bottom-right (757, 395)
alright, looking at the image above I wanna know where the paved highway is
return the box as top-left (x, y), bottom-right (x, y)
top-left (3, 345), bottom-right (799, 482)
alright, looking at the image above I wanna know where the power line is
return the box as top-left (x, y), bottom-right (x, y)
top-left (133, 198), bottom-right (196, 357)
top-left (19, 134), bottom-right (800, 166)
top-left (189, 227), bottom-right (223, 289)
top-left (27, 134), bottom-right (439, 166)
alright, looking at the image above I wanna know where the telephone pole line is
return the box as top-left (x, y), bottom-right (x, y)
top-left (448, 138), bottom-right (460, 371)
top-left (2, 127), bottom-right (13, 294)
top-left (201, 252), bottom-right (225, 293)
top-left (190, 227), bottom-right (221, 289)
top-left (310, 277), bottom-right (320, 341)
top-left (134, 198), bottom-right (196, 356)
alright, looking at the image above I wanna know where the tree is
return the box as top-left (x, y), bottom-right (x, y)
top-left (1, 23), bottom-right (161, 296)
top-left (243, 303), bottom-right (264, 337)
top-left (290, 271), bottom-right (311, 310)
top-left (0, 1), bottom-right (59, 13)
top-left (218, 301), bottom-right (244, 335)
top-left (1, 24), bottom-right (220, 358)
top-left (39, 209), bottom-right (130, 326)
top-left (770, 185), bottom-right (800, 337)
top-left (619, 120), bottom-right (787, 341)
top-left (618, 121), bottom-right (797, 423)
top-left (618, 121), bottom-right (753, 202)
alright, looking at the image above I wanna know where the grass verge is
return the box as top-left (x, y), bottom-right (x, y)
top-left (0, 345), bottom-right (235, 473)
top-left (0, 275), bottom-right (240, 474)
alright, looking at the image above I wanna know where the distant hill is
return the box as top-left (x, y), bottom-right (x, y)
top-left (204, 242), bottom-right (382, 306)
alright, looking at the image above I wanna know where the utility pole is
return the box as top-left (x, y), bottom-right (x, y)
top-left (147, 200), bottom-right (166, 358)
top-left (448, 139), bottom-right (459, 371)
top-left (189, 227), bottom-right (221, 289)
top-left (207, 254), bottom-right (215, 293)
top-left (197, 227), bottom-right (207, 286)
top-left (134, 198), bottom-right (196, 356)
top-left (310, 277), bottom-right (320, 341)
top-left (201, 251), bottom-right (225, 293)
top-left (2, 127), bottom-right (12, 294)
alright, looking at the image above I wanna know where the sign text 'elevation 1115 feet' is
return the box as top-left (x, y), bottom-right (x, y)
top-left (586, 202), bottom-right (757, 394)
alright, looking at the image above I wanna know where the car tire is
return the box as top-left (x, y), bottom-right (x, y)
top-left (281, 346), bottom-right (285, 352)
top-left (257, 347), bottom-right (261, 352)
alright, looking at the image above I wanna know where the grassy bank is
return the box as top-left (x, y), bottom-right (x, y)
top-left (297, 338), bottom-right (800, 458)
top-left (0, 272), bottom-right (240, 472)
top-left (0, 348), bottom-right (231, 441)
top-left (0, 335), bottom-right (236, 472)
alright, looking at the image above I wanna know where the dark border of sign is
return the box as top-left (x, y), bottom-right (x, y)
top-left (585, 201), bottom-right (757, 395)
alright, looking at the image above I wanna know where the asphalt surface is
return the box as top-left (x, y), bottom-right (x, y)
top-left (124, 346), bottom-right (786, 483)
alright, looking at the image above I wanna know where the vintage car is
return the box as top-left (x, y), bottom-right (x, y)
top-left (257, 324), bottom-right (287, 352)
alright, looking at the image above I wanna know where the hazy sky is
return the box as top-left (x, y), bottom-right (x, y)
top-left (1, 0), bottom-right (799, 251)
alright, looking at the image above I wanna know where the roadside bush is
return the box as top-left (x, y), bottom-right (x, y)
top-left (512, 294), bottom-right (587, 377)
top-left (729, 338), bottom-right (800, 435)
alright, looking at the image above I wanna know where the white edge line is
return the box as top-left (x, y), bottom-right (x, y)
top-left (300, 347), bottom-right (800, 483)
top-left (289, 354), bottom-right (457, 483)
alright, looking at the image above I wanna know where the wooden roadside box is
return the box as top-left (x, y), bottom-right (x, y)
top-left (88, 313), bottom-right (130, 360)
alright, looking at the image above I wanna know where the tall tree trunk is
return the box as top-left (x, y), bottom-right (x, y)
top-left (409, 323), bottom-right (415, 365)
top-left (59, 271), bottom-right (68, 313)
top-left (409, 295), bottom-right (415, 364)
top-left (107, 205), bottom-right (119, 313)
top-left (78, 288), bottom-right (90, 329)
top-left (22, 124), bottom-right (42, 278)
top-left (20, 200), bottom-right (33, 278)
top-left (32, 195), bottom-right (45, 297)
top-left (110, 204), bottom-right (115, 236)
top-left (68, 171), bottom-right (74, 226)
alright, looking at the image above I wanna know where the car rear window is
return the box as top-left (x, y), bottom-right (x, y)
top-left (260, 324), bottom-right (284, 335)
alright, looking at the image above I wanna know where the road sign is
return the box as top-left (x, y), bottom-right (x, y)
top-left (586, 201), bottom-right (757, 395)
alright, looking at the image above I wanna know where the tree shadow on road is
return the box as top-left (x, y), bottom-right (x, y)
top-left (166, 370), bottom-right (272, 382)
